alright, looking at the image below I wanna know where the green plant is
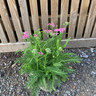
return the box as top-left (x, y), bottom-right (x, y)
top-left (15, 22), bottom-right (82, 96)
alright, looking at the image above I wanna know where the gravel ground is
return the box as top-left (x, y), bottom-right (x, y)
top-left (0, 48), bottom-right (96, 96)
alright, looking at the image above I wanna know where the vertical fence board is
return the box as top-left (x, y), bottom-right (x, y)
top-left (18, 0), bottom-right (31, 34)
top-left (68, 0), bottom-right (79, 39)
top-left (60, 0), bottom-right (69, 26)
top-left (0, 0), bottom-right (16, 42)
top-left (40, 0), bottom-right (48, 39)
top-left (7, 0), bottom-right (23, 42)
top-left (60, 0), bottom-right (69, 39)
top-left (51, 0), bottom-right (58, 25)
top-left (92, 21), bottom-right (96, 38)
top-left (0, 21), bottom-right (7, 43)
top-left (29, 0), bottom-right (39, 31)
top-left (84, 0), bottom-right (96, 38)
top-left (76, 0), bottom-right (90, 38)
top-left (40, 0), bottom-right (48, 29)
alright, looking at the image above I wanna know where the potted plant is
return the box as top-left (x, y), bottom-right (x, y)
top-left (15, 22), bottom-right (82, 96)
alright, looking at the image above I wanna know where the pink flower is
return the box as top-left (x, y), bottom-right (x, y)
top-left (34, 34), bottom-right (38, 38)
top-left (56, 33), bottom-right (59, 36)
top-left (23, 32), bottom-right (30, 39)
top-left (48, 22), bottom-right (55, 27)
top-left (54, 28), bottom-right (66, 33)
top-left (54, 28), bottom-right (60, 32)
top-left (39, 51), bottom-right (43, 55)
top-left (59, 28), bottom-right (66, 33)
top-left (24, 31), bottom-right (28, 35)
top-left (46, 30), bottom-right (53, 33)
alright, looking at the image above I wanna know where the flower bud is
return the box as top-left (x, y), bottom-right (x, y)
top-left (65, 22), bottom-right (69, 26)
top-left (45, 48), bottom-right (51, 54)
top-left (58, 47), bottom-right (62, 51)
top-left (32, 49), bottom-right (37, 53)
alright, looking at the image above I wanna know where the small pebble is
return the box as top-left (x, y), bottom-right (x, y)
top-left (93, 94), bottom-right (96, 96)
top-left (80, 52), bottom-right (88, 58)
top-left (64, 94), bottom-right (68, 96)
top-left (90, 48), bottom-right (94, 53)
top-left (92, 53), bottom-right (95, 56)
top-left (91, 71), bottom-right (96, 77)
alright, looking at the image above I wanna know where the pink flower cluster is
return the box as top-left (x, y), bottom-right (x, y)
top-left (46, 30), bottom-right (53, 33)
top-left (38, 51), bottom-right (43, 55)
top-left (23, 32), bottom-right (30, 39)
top-left (48, 22), bottom-right (55, 27)
top-left (34, 34), bottom-right (38, 38)
top-left (54, 28), bottom-right (66, 33)
top-left (46, 23), bottom-right (66, 36)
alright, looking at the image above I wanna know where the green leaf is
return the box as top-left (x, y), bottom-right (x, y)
top-left (52, 75), bottom-right (56, 91)
top-left (53, 62), bottom-right (62, 67)
top-left (47, 67), bottom-right (67, 76)
top-left (62, 37), bottom-right (71, 49)
top-left (42, 77), bottom-right (47, 89)
top-left (56, 78), bottom-right (61, 87)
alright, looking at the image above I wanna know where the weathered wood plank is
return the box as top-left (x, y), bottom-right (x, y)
top-left (18, 0), bottom-right (31, 34)
top-left (92, 21), bottom-right (96, 38)
top-left (1, 38), bottom-right (96, 52)
top-left (51, 0), bottom-right (58, 25)
top-left (60, 0), bottom-right (69, 26)
top-left (61, 38), bottom-right (96, 48)
top-left (29, 0), bottom-right (39, 31)
top-left (40, 0), bottom-right (48, 39)
top-left (84, 0), bottom-right (96, 38)
top-left (0, 0), bottom-right (16, 42)
top-left (0, 21), bottom-right (7, 43)
top-left (40, 0), bottom-right (48, 29)
top-left (68, 0), bottom-right (79, 39)
top-left (60, 0), bottom-right (69, 39)
top-left (7, 0), bottom-right (23, 42)
top-left (76, 0), bottom-right (90, 38)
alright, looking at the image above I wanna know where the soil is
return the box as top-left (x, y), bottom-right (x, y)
top-left (0, 48), bottom-right (96, 96)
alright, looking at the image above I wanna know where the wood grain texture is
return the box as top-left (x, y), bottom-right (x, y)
top-left (76, 0), bottom-right (90, 38)
top-left (40, 0), bottom-right (48, 29)
top-left (68, 0), bottom-right (79, 39)
top-left (60, 0), bottom-right (69, 26)
top-left (92, 21), bottom-right (96, 38)
top-left (84, 0), bottom-right (96, 38)
top-left (18, 0), bottom-right (31, 34)
top-left (7, 0), bottom-right (23, 42)
top-left (1, 38), bottom-right (96, 52)
top-left (29, 0), bottom-right (39, 31)
top-left (60, 0), bottom-right (69, 39)
top-left (0, 0), bottom-right (16, 42)
top-left (51, 0), bottom-right (58, 25)
top-left (40, 0), bottom-right (48, 39)
top-left (0, 21), bottom-right (7, 43)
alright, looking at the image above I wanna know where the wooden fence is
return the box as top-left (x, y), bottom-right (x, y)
top-left (0, 0), bottom-right (96, 52)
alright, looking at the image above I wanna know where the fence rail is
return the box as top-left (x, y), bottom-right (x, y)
top-left (0, 0), bottom-right (96, 52)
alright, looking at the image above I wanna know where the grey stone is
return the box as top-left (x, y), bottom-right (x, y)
top-left (81, 64), bottom-right (84, 66)
top-left (0, 72), bottom-right (5, 77)
top-left (66, 91), bottom-right (70, 95)
top-left (64, 94), bottom-right (68, 96)
top-left (93, 94), bottom-right (96, 96)
top-left (90, 48), bottom-right (94, 53)
top-left (91, 71), bottom-right (96, 77)
top-left (46, 93), bottom-right (50, 96)
top-left (81, 52), bottom-right (88, 58)
top-left (72, 74), bottom-right (75, 78)
top-left (92, 53), bottom-right (95, 56)
top-left (71, 90), bottom-right (77, 96)
top-left (3, 55), bottom-right (7, 59)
